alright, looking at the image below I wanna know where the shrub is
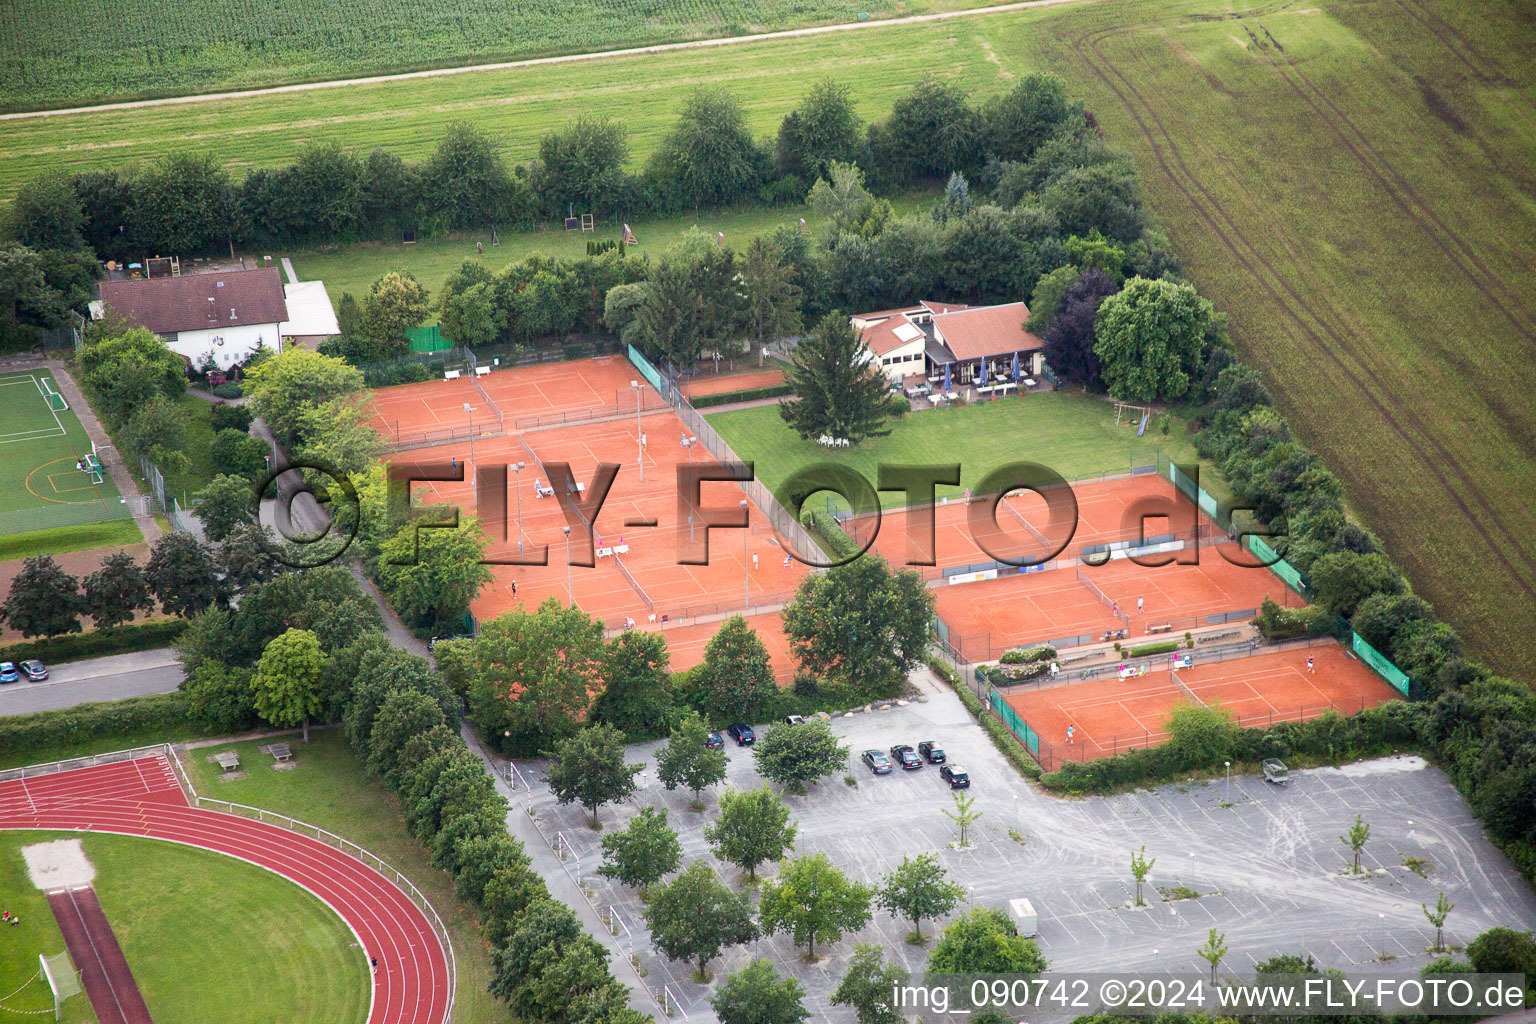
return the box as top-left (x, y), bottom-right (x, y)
top-left (1127, 640), bottom-right (1179, 657)
top-left (804, 511), bottom-right (862, 562)
top-left (0, 692), bottom-right (192, 759)
top-left (212, 382), bottom-right (242, 399)
top-left (689, 383), bottom-right (795, 408)
top-left (999, 645), bottom-right (1055, 665)
top-left (1252, 598), bottom-right (1331, 641)
top-left (210, 403), bottom-right (254, 433)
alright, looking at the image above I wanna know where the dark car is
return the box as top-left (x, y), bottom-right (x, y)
top-left (18, 660), bottom-right (48, 681)
top-left (861, 749), bottom-right (893, 775)
top-left (0, 662), bottom-right (17, 684)
top-left (940, 765), bottom-right (971, 789)
top-left (889, 744), bottom-right (923, 770)
top-left (725, 723), bottom-right (756, 746)
top-left (917, 741), bottom-right (946, 764)
top-left (706, 731), bottom-right (725, 750)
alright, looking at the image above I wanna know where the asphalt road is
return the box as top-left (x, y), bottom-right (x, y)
top-left (0, 648), bottom-right (183, 717)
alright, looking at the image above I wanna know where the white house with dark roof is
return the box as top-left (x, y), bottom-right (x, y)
top-left (851, 299), bottom-right (1048, 392)
top-left (96, 268), bottom-right (288, 371)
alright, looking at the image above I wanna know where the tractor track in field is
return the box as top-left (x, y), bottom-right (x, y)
top-left (1066, 10), bottom-right (1536, 610)
top-left (1392, 0), bottom-right (1536, 132)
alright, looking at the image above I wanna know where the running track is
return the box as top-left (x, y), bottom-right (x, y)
top-left (0, 756), bottom-right (450, 1024)
top-left (47, 886), bottom-right (153, 1024)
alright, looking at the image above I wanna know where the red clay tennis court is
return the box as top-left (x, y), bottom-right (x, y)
top-left (680, 368), bottom-right (786, 398)
top-left (1000, 643), bottom-right (1400, 768)
top-left (654, 612), bottom-right (797, 684)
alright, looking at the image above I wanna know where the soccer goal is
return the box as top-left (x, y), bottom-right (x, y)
top-left (92, 440), bottom-right (115, 466)
top-left (40, 379), bottom-right (67, 412)
top-left (39, 951), bottom-right (81, 1021)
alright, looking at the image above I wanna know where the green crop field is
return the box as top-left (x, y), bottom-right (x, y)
top-left (0, 0), bottom-right (995, 112)
top-left (0, 831), bottom-right (368, 1022)
top-left (709, 392), bottom-right (1204, 514)
top-left (1, 0), bottom-right (1531, 677)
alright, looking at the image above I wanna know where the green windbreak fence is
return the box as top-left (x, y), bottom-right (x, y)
top-left (626, 344), bottom-right (670, 397)
top-left (1246, 534), bottom-right (1309, 595)
top-left (1164, 460), bottom-right (1230, 531)
top-left (989, 688), bottom-right (1040, 755)
top-left (407, 325), bottom-right (452, 353)
top-left (1352, 632), bottom-right (1412, 697)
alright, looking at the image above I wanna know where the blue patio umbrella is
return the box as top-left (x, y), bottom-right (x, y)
top-left (980, 355), bottom-right (987, 385)
top-left (943, 362), bottom-right (952, 393)
top-left (1013, 352), bottom-right (1020, 382)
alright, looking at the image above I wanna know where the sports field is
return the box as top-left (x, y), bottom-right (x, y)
top-left (0, 830), bottom-right (368, 1023)
top-left (1000, 642), bottom-right (1401, 769)
top-left (0, 370), bottom-right (127, 537)
top-left (12, 0), bottom-right (1532, 679)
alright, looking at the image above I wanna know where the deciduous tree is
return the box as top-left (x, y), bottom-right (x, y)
top-left (193, 473), bottom-right (258, 542)
top-left (655, 711), bottom-right (728, 805)
top-left (543, 724), bottom-right (644, 827)
top-left (251, 627), bottom-right (325, 742)
top-left (927, 907), bottom-right (1047, 974)
top-left (878, 853), bottom-right (966, 940)
top-left (0, 555), bottom-right (84, 638)
top-left (713, 960), bottom-right (809, 1024)
top-left (784, 555), bottom-right (931, 697)
top-left (145, 531), bottom-right (229, 618)
top-left (590, 629), bottom-right (672, 738)
top-left (704, 786), bottom-right (797, 880)
top-left (831, 944), bottom-right (908, 1024)
top-left (82, 551), bottom-right (153, 632)
top-left (695, 615), bottom-right (776, 723)
top-left (597, 806), bottom-right (681, 890)
top-left (645, 861), bottom-right (758, 979)
top-left (759, 852), bottom-right (874, 959)
top-left (1094, 276), bottom-right (1213, 401)
top-left (752, 720), bottom-right (849, 791)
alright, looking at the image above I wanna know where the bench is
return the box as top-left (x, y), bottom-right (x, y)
top-left (596, 546), bottom-right (613, 558)
top-left (443, 369), bottom-right (462, 380)
top-left (214, 751), bottom-right (240, 771)
top-left (474, 365), bottom-right (491, 377)
top-left (269, 743), bottom-right (292, 762)
top-left (1145, 623), bottom-right (1174, 635)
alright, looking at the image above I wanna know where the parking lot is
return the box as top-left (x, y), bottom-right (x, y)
top-left (512, 675), bottom-right (1536, 1022)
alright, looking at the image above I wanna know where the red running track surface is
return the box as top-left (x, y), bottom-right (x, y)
top-left (0, 756), bottom-right (450, 1024)
top-left (47, 886), bottom-right (153, 1024)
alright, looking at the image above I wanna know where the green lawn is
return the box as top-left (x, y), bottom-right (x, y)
top-left (0, 831), bottom-right (368, 1023)
top-left (290, 193), bottom-right (933, 313)
top-left (183, 730), bottom-right (504, 1024)
top-left (0, 518), bottom-right (144, 561)
top-left (709, 391), bottom-right (1201, 513)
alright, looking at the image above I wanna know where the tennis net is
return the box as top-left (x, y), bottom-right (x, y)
top-left (614, 554), bottom-right (654, 613)
top-left (470, 373), bottom-right (505, 430)
top-left (1075, 567), bottom-right (1129, 624)
top-left (1170, 668), bottom-right (1205, 707)
top-left (999, 492), bottom-right (1051, 552)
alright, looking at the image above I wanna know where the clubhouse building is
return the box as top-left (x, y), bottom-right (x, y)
top-left (851, 299), bottom-right (1050, 397)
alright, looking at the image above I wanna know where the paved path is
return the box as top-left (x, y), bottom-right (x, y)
top-left (0, 0), bottom-right (1097, 121)
top-left (0, 648), bottom-right (183, 717)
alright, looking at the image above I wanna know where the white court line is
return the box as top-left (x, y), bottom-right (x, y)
top-left (0, 375), bottom-right (68, 444)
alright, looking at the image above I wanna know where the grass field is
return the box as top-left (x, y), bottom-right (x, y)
top-left (708, 391), bottom-right (1202, 512)
top-left (0, 519), bottom-right (144, 561)
top-left (0, 0), bottom-right (1001, 112)
top-left (292, 193), bottom-right (932, 312)
top-left (183, 730), bottom-right (503, 1024)
top-left (0, 830), bottom-right (368, 1023)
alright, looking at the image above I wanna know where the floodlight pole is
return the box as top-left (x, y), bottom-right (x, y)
top-left (631, 380), bottom-right (643, 483)
top-left (563, 526), bottom-right (572, 606)
top-left (463, 402), bottom-right (475, 465)
top-left (740, 499), bottom-right (749, 611)
top-left (683, 437), bottom-right (697, 542)
top-left (512, 461), bottom-right (526, 557)
top-left (1224, 760), bottom-right (1231, 803)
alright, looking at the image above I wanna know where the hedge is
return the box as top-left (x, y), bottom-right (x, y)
top-left (0, 619), bottom-right (187, 666)
top-left (688, 383), bottom-right (794, 408)
top-left (1000, 645), bottom-right (1056, 665)
top-left (0, 692), bottom-right (190, 756)
top-left (1127, 640), bottom-right (1179, 658)
top-left (804, 510), bottom-right (862, 562)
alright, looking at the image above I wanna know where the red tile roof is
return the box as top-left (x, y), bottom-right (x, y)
top-left (920, 300), bottom-right (970, 317)
top-left (860, 313), bottom-right (928, 356)
top-left (932, 302), bottom-right (1041, 361)
top-left (99, 268), bottom-right (288, 335)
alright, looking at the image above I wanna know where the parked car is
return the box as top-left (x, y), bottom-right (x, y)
top-left (917, 741), bottom-right (946, 764)
top-left (0, 662), bottom-right (17, 684)
top-left (706, 731), bottom-right (725, 750)
top-left (889, 744), bottom-right (923, 770)
top-left (861, 749), bottom-right (893, 775)
top-left (428, 633), bottom-right (474, 650)
top-left (940, 764), bottom-right (971, 789)
top-left (783, 715), bottom-right (805, 726)
top-left (18, 660), bottom-right (48, 681)
top-left (725, 723), bottom-right (756, 746)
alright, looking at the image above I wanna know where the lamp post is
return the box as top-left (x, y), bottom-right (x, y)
top-left (740, 499), bottom-right (749, 611)
top-left (1224, 760), bottom-right (1231, 804)
top-left (462, 402), bottom-right (475, 465)
top-left (511, 461), bottom-right (526, 556)
top-left (631, 380), bottom-right (644, 483)
top-left (563, 526), bottom-right (572, 606)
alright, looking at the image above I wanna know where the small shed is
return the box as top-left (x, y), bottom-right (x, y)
top-left (1007, 897), bottom-right (1038, 937)
top-left (279, 280), bottom-right (341, 350)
